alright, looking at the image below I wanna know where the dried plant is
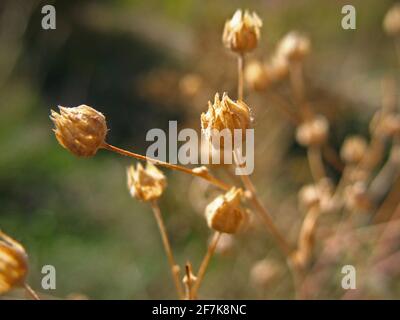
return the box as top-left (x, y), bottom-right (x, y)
top-left (2, 4), bottom-right (400, 300)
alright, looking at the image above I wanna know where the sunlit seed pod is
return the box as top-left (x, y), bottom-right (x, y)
top-left (0, 231), bottom-right (29, 295)
top-left (213, 233), bottom-right (235, 255)
top-left (340, 135), bottom-right (368, 164)
top-left (370, 111), bottom-right (400, 138)
top-left (266, 54), bottom-right (290, 82)
top-left (126, 162), bottom-right (167, 202)
top-left (250, 259), bottom-right (280, 288)
top-left (244, 60), bottom-right (270, 91)
top-left (201, 93), bottom-right (251, 150)
top-left (205, 187), bottom-right (248, 234)
top-left (276, 31), bottom-right (311, 62)
top-left (295, 115), bottom-right (329, 147)
top-left (344, 182), bottom-right (373, 212)
top-left (383, 4), bottom-right (400, 36)
top-left (222, 9), bottom-right (262, 54)
top-left (50, 105), bottom-right (107, 157)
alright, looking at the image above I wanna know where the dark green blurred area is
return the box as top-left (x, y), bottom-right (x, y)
top-left (0, 0), bottom-right (398, 299)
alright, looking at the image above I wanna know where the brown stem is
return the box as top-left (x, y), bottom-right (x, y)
top-left (307, 146), bottom-right (326, 182)
top-left (184, 262), bottom-right (194, 300)
top-left (150, 201), bottom-right (184, 299)
top-left (233, 151), bottom-right (292, 257)
top-left (24, 283), bottom-right (40, 300)
top-left (191, 232), bottom-right (221, 297)
top-left (102, 143), bottom-right (230, 191)
top-left (237, 53), bottom-right (244, 100)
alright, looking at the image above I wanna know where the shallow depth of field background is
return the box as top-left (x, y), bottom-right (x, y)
top-left (0, 0), bottom-right (399, 299)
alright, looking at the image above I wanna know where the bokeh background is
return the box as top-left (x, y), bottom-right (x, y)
top-left (0, 0), bottom-right (399, 299)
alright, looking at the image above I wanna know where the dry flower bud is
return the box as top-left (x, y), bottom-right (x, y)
top-left (250, 259), bottom-right (280, 288)
top-left (244, 60), bottom-right (269, 91)
top-left (344, 182), bottom-right (372, 212)
top-left (383, 4), bottom-right (400, 36)
top-left (266, 54), bottom-right (290, 82)
top-left (370, 111), bottom-right (400, 137)
top-left (127, 162), bottom-right (167, 202)
top-left (201, 93), bottom-right (251, 149)
top-left (222, 9), bottom-right (262, 53)
top-left (340, 135), bottom-right (368, 164)
top-left (298, 179), bottom-right (334, 213)
top-left (276, 31), bottom-right (311, 62)
top-left (50, 105), bottom-right (107, 157)
top-left (214, 233), bottom-right (235, 255)
top-left (296, 115), bottom-right (329, 147)
top-left (205, 187), bottom-right (248, 234)
top-left (0, 231), bottom-right (29, 295)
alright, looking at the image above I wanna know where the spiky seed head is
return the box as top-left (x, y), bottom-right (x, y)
top-left (0, 231), bottom-right (29, 295)
top-left (50, 105), bottom-right (107, 157)
top-left (127, 162), bottom-right (167, 202)
top-left (276, 31), bottom-right (311, 62)
top-left (222, 9), bottom-right (262, 54)
top-left (205, 187), bottom-right (248, 234)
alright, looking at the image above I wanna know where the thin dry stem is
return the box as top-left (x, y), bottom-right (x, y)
top-left (150, 201), bottom-right (184, 299)
top-left (307, 146), bottom-right (326, 182)
top-left (237, 54), bottom-right (245, 100)
top-left (191, 231), bottom-right (221, 297)
top-left (24, 283), bottom-right (40, 300)
top-left (102, 142), bottom-right (230, 191)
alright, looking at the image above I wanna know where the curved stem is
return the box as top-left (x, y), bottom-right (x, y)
top-left (102, 143), bottom-right (230, 191)
top-left (191, 232), bottom-right (221, 298)
top-left (150, 201), bottom-right (184, 299)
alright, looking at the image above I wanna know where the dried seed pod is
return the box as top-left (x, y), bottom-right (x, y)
top-left (340, 135), bottom-right (368, 164)
top-left (214, 233), bottom-right (235, 255)
top-left (205, 187), bottom-right (248, 234)
top-left (222, 9), bottom-right (262, 54)
top-left (383, 4), bottom-right (400, 36)
top-left (0, 231), bottom-right (29, 295)
top-left (250, 259), bottom-right (280, 288)
top-left (244, 60), bottom-right (269, 91)
top-left (276, 31), bottom-right (311, 62)
top-left (127, 162), bottom-right (167, 202)
top-left (296, 115), bottom-right (329, 147)
top-left (344, 182), bottom-right (373, 212)
top-left (370, 111), bottom-right (400, 138)
top-left (50, 105), bottom-right (107, 157)
top-left (266, 54), bottom-right (290, 82)
top-left (201, 93), bottom-right (251, 149)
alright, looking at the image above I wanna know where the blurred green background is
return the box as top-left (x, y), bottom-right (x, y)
top-left (0, 0), bottom-right (398, 299)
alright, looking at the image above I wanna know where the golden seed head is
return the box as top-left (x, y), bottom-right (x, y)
top-left (383, 4), bottom-right (400, 36)
top-left (126, 162), bottom-right (167, 202)
top-left (244, 60), bottom-right (270, 91)
top-left (205, 187), bottom-right (248, 234)
top-left (201, 93), bottom-right (251, 149)
top-left (340, 135), bottom-right (368, 164)
top-left (250, 259), bottom-right (280, 288)
top-left (296, 115), bottom-right (329, 147)
top-left (0, 231), bottom-right (29, 295)
top-left (222, 9), bottom-right (262, 53)
top-left (276, 31), bottom-right (311, 62)
top-left (50, 105), bottom-right (107, 157)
